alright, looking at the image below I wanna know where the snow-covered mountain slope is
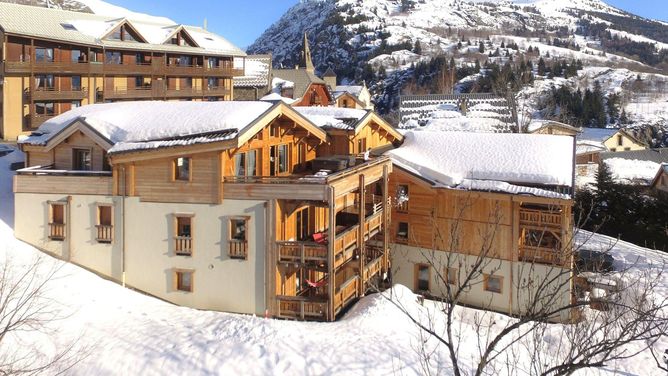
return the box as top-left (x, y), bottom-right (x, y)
top-left (249, 0), bottom-right (668, 145)
top-left (0, 0), bottom-right (174, 23)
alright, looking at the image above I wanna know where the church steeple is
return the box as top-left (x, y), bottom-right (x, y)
top-left (299, 32), bottom-right (315, 73)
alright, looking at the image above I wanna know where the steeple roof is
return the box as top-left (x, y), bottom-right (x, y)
top-left (299, 32), bottom-right (315, 73)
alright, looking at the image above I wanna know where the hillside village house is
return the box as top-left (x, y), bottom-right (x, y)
top-left (387, 131), bottom-right (575, 321)
top-left (575, 128), bottom-right (647, 164)
top-left (650, 164), bottom-right (668, 194)
top-left (14, 100), bottom-right (402, 321)
top-left (0, 2), bottom-right (246, 141)
top-left (233, 54), bottom-right (272, 101)
top-left (528, 120), bottom-right (579, 136)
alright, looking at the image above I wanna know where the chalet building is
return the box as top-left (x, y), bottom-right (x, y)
top-left (14, 100), bottom-right (575, 322)
top-left (270, 33), bottom-right (333, 107)
top-left (576, 128), bottom-right (647, 164)
top-left (528, 120), bottom-right (578, 136)
top-left (332, 83), bottom-right (374, 110)
top-left (14, 101), bottom-right (402, 321)
top-left (0, 2), bottom-right (245, 141)
top-left (651, 164), bottom-right (668, 194)
top-left (386, 131), bottom-right (575, 321)
top-left (233, 54), bottom-right (272, 101)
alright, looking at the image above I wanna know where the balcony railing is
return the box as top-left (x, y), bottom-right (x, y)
top-left (519, 209), bottom-right (562, 228)
top-left (363, 255), bottom-right (384, 281)
top-left (333, 275), bottom-right (360, 315)
top-left (49, 222), bottom-right (66, 240)
top-left (519, 246), bottom-right (565, 266)
top-left (175, 236), bottom-right (192, 256)
top-left (276, 296), bottom-right (328, 321)
top-left (277, 241), bottom-right (327, 264)
top-left (228, 240), bottom-right (247, 259)
top-left (96, 225), bottom-right (113, 243)
top-left (15, 165), bottom-right (113, 195)
top-left (100, 87), bottom-right (159, 99)
top-left (26, 87), bottom-right (88, 101)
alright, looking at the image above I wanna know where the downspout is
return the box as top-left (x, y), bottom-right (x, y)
top-left (67, 195), bottom-right (72, 262)
top-left (121, 165), bottom-right (126, 287)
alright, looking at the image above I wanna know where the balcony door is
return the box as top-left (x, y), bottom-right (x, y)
top-left (72, 148), bottom-right (92, 171)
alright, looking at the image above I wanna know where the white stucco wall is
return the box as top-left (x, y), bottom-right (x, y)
top-left (15, 193), bottom-right (268, 316)
top-left (391, 244), bottom-right (573, 321)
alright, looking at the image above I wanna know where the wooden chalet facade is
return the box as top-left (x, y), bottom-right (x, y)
top-left (0, 3), bottom-right (246, 140)
top-left (14, 101), bottom-right (402, 321)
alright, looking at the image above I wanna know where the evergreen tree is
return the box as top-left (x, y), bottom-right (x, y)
top-left (413, 40), bottom-right (422, 55)
top-left (537, 57), bottom-right (546, 76)
top-left (478, 41), bottom-right (485, 53)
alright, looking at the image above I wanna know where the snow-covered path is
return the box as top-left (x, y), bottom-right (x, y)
top-left (0, 146), bottom-right (666, 375)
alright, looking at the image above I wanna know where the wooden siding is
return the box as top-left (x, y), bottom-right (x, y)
top-left (53, 131), bottom-right (107, 170)
top-left (14, 174), bottom-right (112, 195)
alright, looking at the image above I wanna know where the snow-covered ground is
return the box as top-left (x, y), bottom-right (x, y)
top-left (1, 145), bottom-right (666, 375)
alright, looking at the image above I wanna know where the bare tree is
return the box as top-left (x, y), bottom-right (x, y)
top-left (376, 198), bottom-right (668, 375)
top-left (0, 255), bottom-right (84, 375)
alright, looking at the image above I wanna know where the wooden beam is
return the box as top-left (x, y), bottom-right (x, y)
top-left (358, 174), bottom-right (365, 296)
top-left (327, 186), bottom-right (336, 322)
top-left (382, 165), bottom-right (390, 273)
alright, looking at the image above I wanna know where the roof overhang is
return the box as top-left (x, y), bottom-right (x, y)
top-left (22, 118), bottom-right (114, 153)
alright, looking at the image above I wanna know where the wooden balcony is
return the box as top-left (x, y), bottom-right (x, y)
top-left (175, 236), bottom-right (192, 256)
top-left (48, 222), bottom-right (66, 241)
top-left (277, 241), bottom-right (328, 264)
top-left (519, 209), bottom-right (562, 229)
top-left (96, 225), bottom-right (113, 243)
top-left (228, 240), bottom-right (247, 259)
top-left (3, 60), bottom-right (101, 75)
top-left (333, 275), bottom-right (360, 315)
top-left (14, 166), bottom-right (113, 195)
top-left (26, 113), bottom-right (56, 130)
top-left (100, 87), bottom-right (159, 100)
top-left (103, 62), bottom-right (154, 75)
top-left (26, 87), bottom-right (88, 101)
top-left (276, 296), bottom-right (328, 321)
top-left (203, 86), bottom-right (231, 97)
top-left (519, 246), bottom-right (567, 266)
top-left (363, 255), bottom-right (384, 281)
top-left (166, 87), bottom-right (204, 98)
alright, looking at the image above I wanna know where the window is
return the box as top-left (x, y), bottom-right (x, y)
top-left (35, 102), bottom-right (55, 116)
top-left (71, 49), bottom-right (85, 63)
top-left (396, 222), bottom-right (409, 242)
top-left (96, 205), bottom-right (113, 243)
top-left (297, 143), bottom-right (307, 166)
top-left (207, 57), bottom-right (219, 69)
top-left (72, 76), bottom-right (81, 91)
top-left (357, 138), bottom-right (367, 154)
top-left (343, 99), bottom-right (349, 108)
top-left (445, 267), bottom-right (458, 285)
top-left (207, 77), bottom-right (218, 89)
top-left (484, 274), bottom-right (503, 294)
top-left (72, 148), bottom-right (91, 171)
top-left (295, 208), bottom-right (310, 241)
top-left (48, 202), bottom-right (66, 241)
top-left (234, 150), bottom-right (257, 177)
top-left (270, 144), bottom-right (289, 176)
top-left (135, 53), bottom-right (145, 65)
top-left (610, 148), bottom-right (617, 152)
top-left (71, 100), bottom-right (81, 108)
top-left (175, 215), bottom-right (193, 256)
top-left (174, 157), bottom-right (191, 181)
top-left (178, 55), bottom-right (192, 66)
top-left (624, 147), bottom-right (631, 151)
top-left (229, 217), bottom-right (248, 259)
top-left (104, 51), bottom-right (122, 64)
top-left (397, 185), bottom-right (409, 212)
top-left (35, 47), bottom-right (54, 62)
top-left (617, 135), bottom-right (623, 146)
top-left (34, 75), bottom-right (54, 90)
top-left (174, 270), bottom-right (193, 292)
top-left (61, 23), bottom-right (77, 31)
top-left (415, 264), bottom-right (430, 292)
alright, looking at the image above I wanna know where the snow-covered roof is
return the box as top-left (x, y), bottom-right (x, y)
top-left (0, 2), bottom-right (245, 57)
top-left (399, 93), bottom-right (515, 132)
top-left (387, 131), bottom-right (574, 192)
top-left (272, 69), bottom-right (329, 101)
top-left (527, 120), bottom-right (579, 133)
top-left (604, 157), bottom-right (661, 185)
top-left (260, 92), bottom-right (297, 105)
top-left (294, 107), bottom-right (368, 130)
top-left (577, 127), bottom-right (619, 143)
top-left (333, 85), bottom-right (363, 97)
top-left (234, 55), bottom-right (272, 88)
top-left (20, 101), bottom-right (275, 153)
top-left (576, 141), bottom-right (606, 155)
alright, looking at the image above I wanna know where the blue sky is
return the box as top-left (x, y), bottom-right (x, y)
top-left (108, 0), bottom-right (667, 50)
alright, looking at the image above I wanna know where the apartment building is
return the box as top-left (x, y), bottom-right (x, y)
top-left (14, 100), bottom-right (402, 321)
top-left (0, 2), bottom-right (245, 140)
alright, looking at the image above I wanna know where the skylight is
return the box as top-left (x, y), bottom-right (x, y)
top-left (60, 23), bottom-right (77, 31)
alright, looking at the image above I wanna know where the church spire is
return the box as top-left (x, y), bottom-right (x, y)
top-left (299, 32), bottom-right (315, 73)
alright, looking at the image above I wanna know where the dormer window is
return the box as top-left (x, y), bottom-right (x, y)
top-left (107, 24), bottom-right (143, 42)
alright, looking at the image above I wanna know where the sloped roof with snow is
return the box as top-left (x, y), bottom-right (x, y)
top-left (386, 131), bottom-right (574, 193)
top-left (234, 55), bottom-right (272, 88)
top-left (294, 107), bottom-right (369, 130)
top-left (600, 148), bottom-right (668, 164)
top-left (577, 127), bottom-right (619, 143)
top-left (333, 85), bottom-right (363, 97)
top-left (272, 69), bottom-right (329, 101)
top-left (604, 157), bottom-right (661, 185)
top-left (20, 101), bottom-right (274, 153)
top-left (0, 2), bottom-right (245, 57)
top-left (399, 93), bottom-right (516, 132)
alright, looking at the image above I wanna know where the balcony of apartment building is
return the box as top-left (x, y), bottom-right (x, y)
top-left (224, 155), bottom-right (392, 321)
top-left (162, 55), bottom-right (243, 77)
top-left (14, 164), bottom-right (113, 196)
top-left (517, 204), bottom-right (570, 267)
top-left (24, 75), bottom-right (88, 102)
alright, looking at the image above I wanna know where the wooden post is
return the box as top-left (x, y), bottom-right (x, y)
top-left (382, 165), bottom-right (390, 273)
top-left (358, 174), bottom-right (365, 296)
top-left (327, 186), bottom-right (336, 321)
